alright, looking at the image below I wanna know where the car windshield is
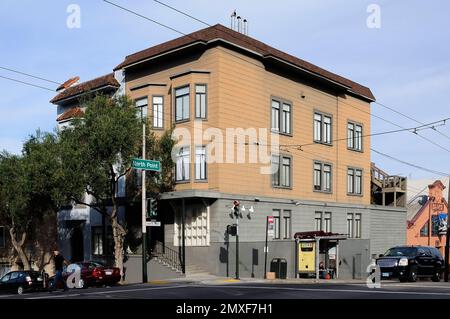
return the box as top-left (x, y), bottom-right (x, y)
top-left (383, 247), bottom-right (417, 257)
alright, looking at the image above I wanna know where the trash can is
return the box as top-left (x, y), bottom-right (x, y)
top-left (270, 258), bottom-right (288, 279)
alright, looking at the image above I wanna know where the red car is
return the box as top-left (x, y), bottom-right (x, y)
top-left (50, 261), bottom-right (121, 289)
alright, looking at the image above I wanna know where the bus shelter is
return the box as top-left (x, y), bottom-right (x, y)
top-left (294, 231), bottom-right (347, 280)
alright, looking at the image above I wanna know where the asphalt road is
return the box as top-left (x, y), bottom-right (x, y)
top-left (3, 280), bottom-right (450, 299)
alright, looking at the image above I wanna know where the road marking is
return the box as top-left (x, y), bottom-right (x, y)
top-left (0, 294), bottom-right (15, 298)
top-left (28, 293), bottom-right (81, 299)
top-left (26, 284), bottom-right (191, 299)
top-left (194, 285), bottom-right (450, 297)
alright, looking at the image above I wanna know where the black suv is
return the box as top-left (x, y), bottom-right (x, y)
top-left (376, 246), bottom-right (444, 282)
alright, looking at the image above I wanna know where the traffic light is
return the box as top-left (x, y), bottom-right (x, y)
top-left (232, 200), bottom-right (240, 217)
top-left (227, 224), bottom-right (237, 236)
top-left (147, 198), bottom-right (158, 218)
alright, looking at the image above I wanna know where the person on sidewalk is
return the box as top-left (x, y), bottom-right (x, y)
top-left (48, 250), bottom-right (69, 292)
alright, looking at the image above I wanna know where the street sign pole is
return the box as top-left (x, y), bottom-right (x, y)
top-left (445, 176), bottom-right (450, 282)
top-left (264, 216), bottom-right (268, 279)
top-left (141, 112), bottom-right (147, 284)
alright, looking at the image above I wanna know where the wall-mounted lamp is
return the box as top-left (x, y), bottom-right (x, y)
top-left (254, 197), bottom-right (260, 202)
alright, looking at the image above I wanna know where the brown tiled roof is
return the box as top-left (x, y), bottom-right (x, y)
top-left (50, 73), bottom-right (119, 104)
top-left (56, 107), bottom-right (84, 122)
top-left (114, 24), bottom-right (375, 101)
top-left (56, 76), bottom-right (80, 92)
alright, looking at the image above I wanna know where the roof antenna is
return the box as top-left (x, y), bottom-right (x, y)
top-left (237, 16), bottom-right (242, 33)
top-left (230, 10), bottom-right (237, 30)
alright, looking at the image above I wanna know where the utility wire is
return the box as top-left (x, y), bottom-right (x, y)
top-left (0, 75), bottom-right (55, 92)
top-left (153, 0), bottom-right (210, 27)
top-left (374, 101), bottom-right (450, 140)
top-left (0, 66), bottom-right (61, 85)
top-left (103, 0), bottom-right (189, 36)
top-left (147, 0), bottom-right (450, 153)
top-left (371, 148), bottom-right (449, 176)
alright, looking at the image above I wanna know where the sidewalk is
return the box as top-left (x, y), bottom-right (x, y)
top-left (147, 273), bottom-right (367, 286)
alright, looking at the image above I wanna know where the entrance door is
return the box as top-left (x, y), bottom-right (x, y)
top-left (71, 227), bottom-right (84, 262)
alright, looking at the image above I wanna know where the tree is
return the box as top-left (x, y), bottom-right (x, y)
top-left (0, 132), bottom-right (86, 272)
top-left (60, 95), bottom-right (146, 278)
top-left (0, 152), bottom-right (31, 270)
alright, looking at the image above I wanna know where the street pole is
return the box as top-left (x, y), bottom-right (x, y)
top-left (235, 216), bottom-right (239, 280)
top-left (181, 198), bottom-right (186, 274)
top-left (445, 176), bottom-right (450, 282)
top-left (141, 111), bottom-right (147, 283)
top-left (264, 216), bottom-right (268, 279)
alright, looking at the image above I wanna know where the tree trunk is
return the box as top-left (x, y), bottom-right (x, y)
top-left (9, 228), bottom-right (30, 271)
top-left (111, 215), bottom-right (126, 282)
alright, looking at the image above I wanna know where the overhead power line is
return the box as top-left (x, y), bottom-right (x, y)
top-left (371, 148), bottom-right (449, 176)
top-left (374, 101), bottom-right (450, 140)
top-left (0, 75), bottom-right (55, 92)
top-left (0, 66), bottom-right (61, 85)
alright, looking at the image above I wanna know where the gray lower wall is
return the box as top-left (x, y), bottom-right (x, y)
top-left (369, 206), bottom-right (407, 257)
top-left (160, 195), bottom-right (407, 280)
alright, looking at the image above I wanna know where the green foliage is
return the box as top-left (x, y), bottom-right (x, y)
top-left (66, 94), bottom-right (142, 204)
top-left (0, 152), bottom-right (28, 231)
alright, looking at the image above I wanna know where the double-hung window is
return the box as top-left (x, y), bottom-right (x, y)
top-left (273, 210), bottom-right (281, 239)
top-left (314, 112), bottom-right (332, 144)
top-left (347, 213), bottom-right (362, 238)
top-left (195, 146), bottom-right (207, 181)
top-left (152, 96), bottom-right (164, 128)
top-left (175, 146), bottom-right (190, 182)
top-left (348, 168), bottom-right (363, 195)
top-left (272, 155), bottom-right (292, 188)
top-left (314, 161), bottom-right (332, 192)
top-left (283, 211), bottom-right (291, 239)
top-left (195, 84), bottom-right (207, 119)
top-left (315, 212), bottom-right (332, 232)
top-left (135, 97), bottom-right (148, 119)
top-left (175, 86), bottom-right (190, 122)
top-left (348, 122), bottom-right (363, 151)
top-left (271, 98), bottom-right (291, 135)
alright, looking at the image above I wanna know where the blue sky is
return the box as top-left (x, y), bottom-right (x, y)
top-left (0, 0), bottom-right (449, 183)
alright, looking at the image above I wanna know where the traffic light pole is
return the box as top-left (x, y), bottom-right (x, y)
top-left (235, 216), bottom-right (239, 280)
top-left (141, 112), bottom-right (147, 283)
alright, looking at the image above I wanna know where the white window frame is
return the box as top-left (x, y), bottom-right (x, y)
top-left (348, 121), bottom-right (363, 151)
top-left (314, 112), bottom-right (332, 144)
top-left (271, 98), bottom-right (292, 135)
top-left (152, 96), bottom-right (164, 129)
top-left (175, 85), bottom-right (190, 122)
top-left (135, 97), bottom-right (148, 119)
top-left (273, 210), bottom-right (281, 239)
top-left (195, 146), bottom-right (207, 181)
top-left (314, 161), bottom-right (332, 193)
top-left (175, 146), bottom-right (190, 182)
top-left (195, 84), bottom-right (207, 119)
top-left (272, 154), bottom-right (292, 188)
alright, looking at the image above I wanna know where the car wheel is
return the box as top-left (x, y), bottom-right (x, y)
top-left (17, 286), bottom-right (24, 295)
top-left (432, 270), bottom-right (441, 282)
top-left (408, 267), bottom-right (418, 282)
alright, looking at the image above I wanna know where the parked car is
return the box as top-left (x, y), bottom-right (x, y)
top-left (0, 271), bottom-right (46, 295)
top-left (49, 261), bottom-right (121, 289)
top-left (376, 246), bottom-right (444, 282)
